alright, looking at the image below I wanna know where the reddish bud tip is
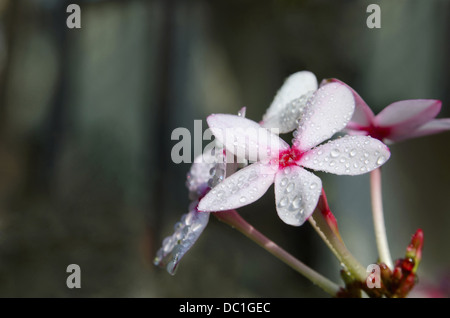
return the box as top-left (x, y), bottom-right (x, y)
top-left (317, 189), bottom-right (342, 240)
top-left (406, 229), bottom-right (424, 273)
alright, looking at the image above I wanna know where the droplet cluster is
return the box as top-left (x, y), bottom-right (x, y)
top-left (275, 167), bottom-right (322, 226)
top-left (201, 163), bottom-right (274, 211)
top-left (154, 207), bottom-right (210, 275)
top-left (262, 92), bottom-right (314, 134)
top-left (293, 83), bottom-right (355, 150)
top-left (301, 135), bottom-right (389, 175)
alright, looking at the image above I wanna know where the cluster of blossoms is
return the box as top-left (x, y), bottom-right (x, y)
top-left (155, 71), bottom-right (449, 297)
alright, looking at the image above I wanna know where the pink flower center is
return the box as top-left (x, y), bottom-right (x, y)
top-left (364, 124), bottom-right (391, 142)
top-left (278, 147), bottom-right (304, 169)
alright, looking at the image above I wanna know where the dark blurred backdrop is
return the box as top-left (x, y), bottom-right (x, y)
top-left (0, 0), bottom-right (449, 297)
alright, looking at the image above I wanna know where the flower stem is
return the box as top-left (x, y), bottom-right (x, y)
top-left (214, 210), bottom-right (341, 297)
top-left (370, 167), bottom-right (394, 269)
top-left (308, 190), bottom-right (368, 283)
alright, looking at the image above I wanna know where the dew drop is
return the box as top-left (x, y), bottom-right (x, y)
top-left (310, 182), bottom-right (317, 190)
top-left (278, 197), bottom-right (289, 207)
top-left (377, 156), bottom-right (386, 165)
top-left (330, 149), bottom-right (340, 158)
top-left (349, 149), bottom-right (357, 157)
top-left (280, 177), bottom-right (288, 187)
top-left (239, 196), bottom-right (247, 203)
top-left (286, 182), bottom-right (295, 193)
top-left (292, 196), bottom-right (302, 208)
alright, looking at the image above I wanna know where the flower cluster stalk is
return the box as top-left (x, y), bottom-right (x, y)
top-left (214, 210), bottom-right (341, 296)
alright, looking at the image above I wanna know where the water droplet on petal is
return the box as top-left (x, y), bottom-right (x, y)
top-left (330, 149), bottom-right (340, 158)
top-left (286, 182), bottom-right (295, 193)
top-left (278, 197), bottom-right (289, 207)
top-left (239, 196), bottom-right (247, 203)
top-left (292, 196), bottom-right (302, 208)
top-left (377, 156), bottom-right (386, 165)
top-left (349, 149), bottom-right (357, 157)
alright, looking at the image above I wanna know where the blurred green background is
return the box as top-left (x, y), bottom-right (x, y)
top-left (0, 0), bottom-right (448, 297)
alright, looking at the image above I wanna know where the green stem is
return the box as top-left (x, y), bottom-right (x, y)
top-left (214, 210), bottom-right (342, 297)
top-left (370, 168), bottom-right (394, 269)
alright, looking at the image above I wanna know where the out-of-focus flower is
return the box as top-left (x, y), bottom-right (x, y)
top-left (154, 109), bottom-right (246, 275)
top-left (198, 83), bottom-right (390, 226)
top-left (153, 151), bottom-right (218, 275)
top-left (324, 78), bottom-right (449, 143)
top-left (260, 71), bottom-right (318, 134)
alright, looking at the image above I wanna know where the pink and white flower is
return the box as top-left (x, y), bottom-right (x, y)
top-left (198, 83), bottom-right (391, 226)
top-left (324, 79), bottom-right (450, 143)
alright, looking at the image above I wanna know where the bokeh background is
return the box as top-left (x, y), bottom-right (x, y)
top-left (0, 0), bottom-right (449, 297)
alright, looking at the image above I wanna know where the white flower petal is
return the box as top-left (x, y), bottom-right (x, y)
top-left (274, 166), bottom-right (322, 226)
top-left (299, 135), bottom-right (390, 175)
top-left (264, 71), bottom-right (318, 119)
top-left (261, 91), bottom-right (314, 134)
top-left (321, 78), bottom-right (375, 127)
top-left (197, 162), bottom-right (277, 212)
top-left (293, 83), bottom-right (355, 151)
top-left (154, 206), bottom-right (210, 275)
top-left (207, 114), bottom-right (289, 162)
